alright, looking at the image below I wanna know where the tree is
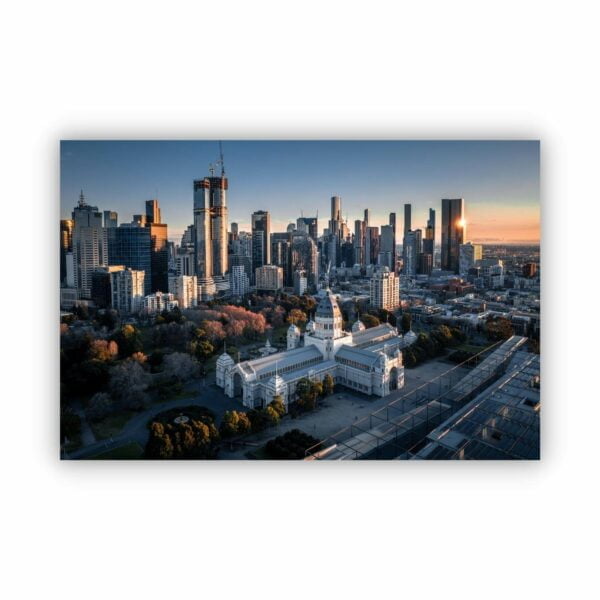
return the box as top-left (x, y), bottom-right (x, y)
top-left (193, 339), bottom-right (214, 362)
top-left (110, 359), bottom-right (151, 410)
top-left (269, 396), bottom-right (286, 417)
top-left (60, 405), bottom-right (81, 444)
top-left (401, 312), bottom-right (412, 334)
top-left (113, 324), bottom-right (143, 358)
top-left (486, 317), bottom-right (514, 341)
top-left (287, 308), bottom-right (307, 326)
top-left (85, 392), bottom-right (115, 422)
top-left (361, 314), bottom-right (380, 329)
top-left (263, 405), bottom-right (280, 426)
top-left (322, 374), bottom-right (334, 396)
top-left (162, 352), bottom-right (198, 382)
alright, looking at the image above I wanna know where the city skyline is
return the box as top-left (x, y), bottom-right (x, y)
top-left (60, 140), bottom-right (540, 244)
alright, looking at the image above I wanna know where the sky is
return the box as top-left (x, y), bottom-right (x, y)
top-left (60, 140), bottom-right (540, 244)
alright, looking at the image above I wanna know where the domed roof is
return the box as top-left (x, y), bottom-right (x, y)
top-left (306, 319), bottom-right (316, 332)
top-left (315, 289), bottom-right (342, 319)
top-left (352, 319), bottom-right (365, 333)
top-left (288, 323), bottom-right (300, 334)
top-left (216, 351), bottom-right (235, 367)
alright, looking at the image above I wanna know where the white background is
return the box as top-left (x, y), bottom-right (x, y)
top-left (1, 1), bottom-right (597, 598)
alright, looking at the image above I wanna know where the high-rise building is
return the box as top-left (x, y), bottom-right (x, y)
top-left (290, 232), bottom-right (318, 288)
top-left (91, 265), bottom-right (124, 308)
top-left (271, 232), bottom-right (291, 285)
top-left (110, 267), bottom-right (145, 314)
top-left (103, 211), bottom-right (118, 228)
top-left (251, 210), bottom-right (271, 274)
top-left (193, 165), bottom-right (229, 282)
top-left (522, 263), bottom-right (538, 278)
top-left (404, 203), bottom-right (412, 235)
top-left (441, 198), bottom-right (465, 273)
top-left (423, 208), bottom-right (435, 254)
top-left (145, 199), bottom-right (161, 224)
top-left (293, 270), bottom-right (308, 295)
top-left (364, 208), bottom-right (371, 227)
top-left (365, 226), bottom-right (380, 265)
top-left (72, 191), bottom-right (107, 299)
top-left (296, 216), bottom-right (318, 241)
top-left (229, 253), bottom-right (253, 282)
top-left (370, 267), bottom-right (399, 311)
top-left (255, 265), bottom-right (284, 292)
top-left (459, 242), bottom-right (483, 276)
top-left (168, 275), bottom-right (198, 309)
top-left (230, 265), bottom-right (250, 298)
top-left (353, 219), bottom-right (365, 266)
top-left (403, 230), bottom-right (421, 277)
top-left (108, 223), bottom-right (152, 295)
top-left (379, 225), bottom-right (395, 270)
top-left (146, 220), bottom-right (168, 293)
top-left (418, 253), bottom-right (433, 275)
top-left (60, 219), bottom-right (73, 285)
top-left (389, 212), bottom-right (397, 272)
top-left (330, 196), bottom-right (342, 236)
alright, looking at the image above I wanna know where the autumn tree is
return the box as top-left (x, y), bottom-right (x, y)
top-left (322, 374), bottom-right (334, 396)
top-left (486, 317), bottom-right (514, 341)
top-left (113, 324), bottom-right (143, 358)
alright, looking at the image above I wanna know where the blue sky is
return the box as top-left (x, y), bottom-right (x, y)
top-left (60, 140), bottom-right (540, 243)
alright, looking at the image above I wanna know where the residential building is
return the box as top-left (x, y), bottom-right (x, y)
top-left (110, 268), bottom-right (145, 314)
top-left (370, 267), bottom-right (400, 311)
top-left (144, 291), bottom-right (178, 314)
top-left (168, 275), bottom-right (198, 308)
top-left (255, 265), bottom-right (284, 292)
top-left (230, 265), bottom-right (250, 298)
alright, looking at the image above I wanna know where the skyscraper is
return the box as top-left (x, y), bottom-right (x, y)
top-left (353, 219), bottom-right (365, 266)
top-left (364, 208), bottom-right (371, 227)
top-left (147, 220), bottom-right (168, 293)
top-left (365, 226), bottom-right (380, 265)
top-left (389, 212), bottom-right (397, 272)
top-left (290, 232), bottom-right (318, 288)
top-left (108, 223), bottom-right (152, 295)
top-left (296, 216), bottom-right (318, 241)
top-left (441, 198), bottom-right (465, 273)
top-left (72, 191), bottom-right (107, 298)
top-left (60, 219), bottom-right (73, 285)
top-left (145, 199), bottom-right (161, 224)
top-left (193, 162), bottom-right (229, 283)
top-left (379, 225), bottom-right (395, 270)
top-left (251, 210), bottom-right (271, 274)
top-left (423, 208), bottom-right (435, 256)
top-left (404, 203), bottom-right (412, 235)
top-left (103, 211), bottom-right (118, 228)
top-left (403, 230), bottom-right (419, 277)
top-left (330, 196), bottom-right (342, 236)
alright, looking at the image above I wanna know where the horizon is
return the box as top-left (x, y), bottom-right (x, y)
top-left (60, 140), bottom-right (540, 244)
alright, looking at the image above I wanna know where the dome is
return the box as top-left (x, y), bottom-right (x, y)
top-left (306, 319), bottom-right (316, 333)
top-left (315, 289), bottom-right (342, 319)
top-left (288, 323), bottom-right (300, 334)
top-left (352, 319), bottom-right (365, 333)
top-left (216, 352), bottom-right (235, 367)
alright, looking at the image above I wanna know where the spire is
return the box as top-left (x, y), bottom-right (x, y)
top-left (78, 189), bottom-right (86, 207)
top-left (219, 140), bottom-right (225, 176)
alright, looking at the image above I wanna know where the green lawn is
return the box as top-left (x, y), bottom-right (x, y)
top-left (90, 442), bottom-right (144, 460)
top-left (89, 411), bottom-right (135, 440)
